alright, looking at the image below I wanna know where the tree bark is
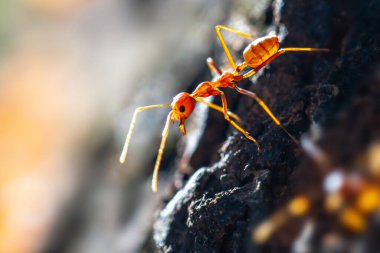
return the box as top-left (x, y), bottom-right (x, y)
top-left (153, 0), bottom-right (380, 252)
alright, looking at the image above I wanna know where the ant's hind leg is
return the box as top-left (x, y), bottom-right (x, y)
top-left (242, 50), bottom-right (285, 79)
top-left (207, 57), bottom-right (222, 77)
top-left (215, 25), bottom-right (254, 70)
top-left (233, 85), bottom-right (299, 144)
top-left (282, 47), bottom-right (329, 53)
top-left (243, 47), bottom-right (329, 79)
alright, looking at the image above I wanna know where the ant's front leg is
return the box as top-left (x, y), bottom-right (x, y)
top-left (216, 89), bottom-right (261, 151)
top-left (195, 97), bottom-right (240, 121)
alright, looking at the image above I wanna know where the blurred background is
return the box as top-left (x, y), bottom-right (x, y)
top-left (3, 0), bottom-right (379, 253)
top-left (0, 0), bottom-right (241, 252)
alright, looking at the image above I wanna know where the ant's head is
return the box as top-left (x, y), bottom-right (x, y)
top-left (171, 92), bottom-right (196, 135)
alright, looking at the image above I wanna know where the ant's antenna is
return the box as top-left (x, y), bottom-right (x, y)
top-left (120, 104), bottom-right (171, 164)
top-left (152, 111), bottom-right (173, 192)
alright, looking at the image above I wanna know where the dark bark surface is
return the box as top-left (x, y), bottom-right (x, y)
top-left (153, 0), bottom-right (380, 252)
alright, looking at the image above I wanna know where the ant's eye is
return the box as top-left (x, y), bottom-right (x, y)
top-left (179, 105), bottom-right (185, 113)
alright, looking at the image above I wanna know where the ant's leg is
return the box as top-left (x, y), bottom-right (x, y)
top-left (207, 57), bottom-right (223, 77)
top-left (254, 195), bottom-right (310, 244)
top-left (152, 111), bottom-right (173, 192)
top-left (233, 85), bottom-right (299, 144)
top-left (243, 47), bottom-right (329, 78)
top-left (217, 90), bottom-right (261, 150)
top-left (215, 25), bottom-right (254, 70)
top-left (282, 47), bottom-right (329, 53)
top-left (120, 104), bottom-right (171, 164)
top-left (195, 97), bottom-right (240, 121)
top-left (242, 52), bottom-right (281, 78)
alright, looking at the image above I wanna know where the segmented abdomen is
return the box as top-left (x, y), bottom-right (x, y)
top-left (243, 35), bottom-right (279, 69)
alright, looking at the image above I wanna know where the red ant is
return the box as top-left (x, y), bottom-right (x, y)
top-left (120, 25), bottom-right (329, 192)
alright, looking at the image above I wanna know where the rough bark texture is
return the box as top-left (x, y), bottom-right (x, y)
top-left (153, 0), bottom-right (380, 252)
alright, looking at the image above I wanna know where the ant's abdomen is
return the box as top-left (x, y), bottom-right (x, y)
top-left (243, 35), bottom-right (279, 69)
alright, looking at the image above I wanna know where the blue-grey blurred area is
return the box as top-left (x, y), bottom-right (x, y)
top-left (0, 0), bottom-right (236, 252)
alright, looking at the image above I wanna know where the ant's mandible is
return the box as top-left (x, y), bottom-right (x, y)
top-left (120, 25), bottom-right (329, 192)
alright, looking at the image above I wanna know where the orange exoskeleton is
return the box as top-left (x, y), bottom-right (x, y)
top-left (120, 25), bottom-right (329, 192)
